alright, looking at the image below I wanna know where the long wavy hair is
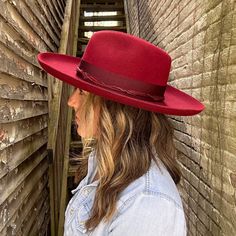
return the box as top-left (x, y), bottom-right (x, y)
top-left (74, 92), bottom-right (181, 232)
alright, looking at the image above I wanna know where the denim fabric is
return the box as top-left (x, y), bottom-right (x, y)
top-left (64, 150), bottom-right (187, 236)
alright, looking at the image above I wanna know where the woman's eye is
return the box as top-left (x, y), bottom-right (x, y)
top-left (79, 88), bottom-right (84, 95)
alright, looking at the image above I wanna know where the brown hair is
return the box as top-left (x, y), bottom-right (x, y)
top-left (75, 92), bottom-right (181, 232)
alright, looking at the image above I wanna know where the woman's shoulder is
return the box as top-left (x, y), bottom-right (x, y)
top-left (116, 157), bottom-right (184, 213)
top-left (109, 188), bottom-right (187, 236)
top-left (108, 159), bottom-right (187, 235)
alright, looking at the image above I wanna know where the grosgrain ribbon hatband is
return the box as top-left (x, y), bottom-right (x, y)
top-left (76, 60), bottom-right (166, 102)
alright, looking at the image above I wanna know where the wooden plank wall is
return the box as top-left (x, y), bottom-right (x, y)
top-left (0, 0), bottom-right (66, 235)
top-left (47, 0), bottom-right (81, 234)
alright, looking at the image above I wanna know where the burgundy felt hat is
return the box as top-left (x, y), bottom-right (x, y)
top-left (37, 30), bottom-right (205, 116)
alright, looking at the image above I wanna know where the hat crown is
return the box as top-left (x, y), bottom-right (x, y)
top-left (81, 31), bottom-right (171, 86)
top-left (36, 30), bottom-right (205, 115)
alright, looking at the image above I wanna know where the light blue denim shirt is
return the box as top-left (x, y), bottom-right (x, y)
top-left (64, 150), bottom-right (187, 235)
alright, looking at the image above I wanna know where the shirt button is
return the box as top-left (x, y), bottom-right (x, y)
top-left (70, 208), bottom-right (74, 215)
top-left (82, 188), bottom-right (90, 196)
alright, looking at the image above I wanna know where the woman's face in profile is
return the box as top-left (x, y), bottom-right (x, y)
top-left (67, 88), bottom-right (99, 138)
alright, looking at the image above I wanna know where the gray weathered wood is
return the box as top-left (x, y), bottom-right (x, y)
top-left (0, 158), bottom-right (48, 235)
top-left (35, 0), bottom-right (61, 38)
top-left (24, 0), bottom-right (60, 47)
top-left (83, 0), bottom-right (124, 3)
top-left (80, 14), bottom-right (125, 21)
top-left (0, 0), bottom-right (65, 234)
top-left (0, 46), bottom-right (48, 87)
top-left (80, 3), bottom-right (124, 11)
top-left (0, 99), bottom-right (48, 123)
top-left (0, 129), bottom-right (47, 179)
top-left (45, 0), bottom-right (63, 30)
top-left (0, 73), bottom-right (48, 101)
top-left (79, 25), bottom-right (126, 31)
top-left (0, 173), bottom-right (48, 232)
top-left (0, 115), bottom-right (48, 151)
top-left (0, 149), bottom-right (47, 206)
top-left (0, 1), bottom-right (52, 52)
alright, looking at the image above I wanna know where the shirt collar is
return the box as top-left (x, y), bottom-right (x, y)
top-left (71, 148), bottom-right (99, 194)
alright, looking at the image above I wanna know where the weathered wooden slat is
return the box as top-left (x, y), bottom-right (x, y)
top-left (0, 1), bottom-right (51, 53)
top-left (0, 73), bottom-right (48, 101)
top-left (34, 0), bottom-right (61, 38)
top-left (57, 0), bottom-right (65, 17)
top-left (78, 37), bottom-right (90, 44)
top-left (24, 0), bottom-right (60, 47)
top-left (0, 147), bottom-right (47, 206)
top-left (68, 164), bottom-right (80, 176)
top-left (79, 25), bottom-right (126, 31)
top-left (21, 193), bottom-right (49, 236)
top-left (70, 140), bottom-right (84, 148)
top-left (46, 0), bottom-right (77, 234)
top-left (0, 114), bottom-right (48, 151)
top-left (51, 0), bottom-right (64, 22)
top-left (0, 99), bottom-right (48, 124)
top-left (37, 215), bottom-right (50, 236)
top-left (0, 160), bottom-right (48, 235)
top-left (61, 0), bottom-right (66, 9)
top-left (68, 144), bottom-right (93, 175)
top-left (0, 172), bottom-right (48, 232)
top-left (0, 0), bottom-right (65, 234)
top-left (8, 0), bottom-right (58, 52)
top-left (82, 0), bottom-right (124, 3)
top-left (45, 0), bottom-right (63, 30)
top-left (0, 16), bottom-right (41, 69)
top-left (27, 195), bottom-right (49, 236)
top-left (58, 85), bottom-right (73, 236)
top-left (0, 129), bottom-right (47, 179)
top-left (80, 14), bottom-right (125, 21)
top-left (80, 4), bottom-right (124, 11)
top-left (12, 188), bottom-right (48, 236)
top-left (58, 0), bottom-right (81, 234)
top-left (0, 44), bottom-right (48, 88)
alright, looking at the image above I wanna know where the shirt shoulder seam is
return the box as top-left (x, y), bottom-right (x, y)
top-left (117, 190), bottom-right (183, 215)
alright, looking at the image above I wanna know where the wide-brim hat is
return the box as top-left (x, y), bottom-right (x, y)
top-left (37, 30), bottom-right (205, 116)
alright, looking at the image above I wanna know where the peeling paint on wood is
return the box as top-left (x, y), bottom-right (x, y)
top-left (0, 128), bottom-right (48, 179)
top-left (0, 72), bottom-right (48, 101)
top-left (0, 114), bottom-right (48, 150)
top-left (0, 99), bottom-right (48, 123)
top-left (0, 44), bottom-right (48, 87)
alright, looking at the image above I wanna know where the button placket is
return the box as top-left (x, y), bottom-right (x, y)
top-left (75, 207), bottom-right (89, 234)
top-left (75, 197), bottom-right (94, 234)
top-left (65, 189), bottom-right (86, 226)
top-left (70, 208), bottom-right (74, 215)
top-left (82, 187), bottom-right (91, 196)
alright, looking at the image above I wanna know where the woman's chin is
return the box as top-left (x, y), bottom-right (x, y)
top-left (76, 127), bottom-right (82, 137)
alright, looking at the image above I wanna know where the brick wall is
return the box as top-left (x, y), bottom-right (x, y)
top-left (124, 0), bottom-right (236, 235)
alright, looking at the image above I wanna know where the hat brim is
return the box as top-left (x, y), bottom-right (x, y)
top-left (37, 52), bottom-right (205, 116)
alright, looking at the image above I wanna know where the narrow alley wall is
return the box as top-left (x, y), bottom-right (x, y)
top-left (124, 0), bottom-right (236, 235)
top-left (0, 1), bottom-right (65, 235)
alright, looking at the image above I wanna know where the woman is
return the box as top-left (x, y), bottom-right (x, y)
top-left (37, 30), bottom-right (205, 235)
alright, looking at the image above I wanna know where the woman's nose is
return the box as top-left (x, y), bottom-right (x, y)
top-left (67, 90), bottom-right (78, 108)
